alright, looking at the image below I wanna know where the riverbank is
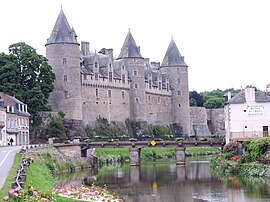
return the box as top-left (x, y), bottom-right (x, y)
top-left (1, 146), bottom-right (124, 201)
top-left (210, 138), bottom-right (270, 178)
top-left (96, 147), bottom-right (220, 165)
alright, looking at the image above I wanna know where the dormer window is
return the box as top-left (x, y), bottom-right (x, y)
top-left (95, 72), bottom-right (98, 80)
top-left (134, 70), bottom-right (138, 76)
top-left (109, 72), bottom-right (113, 82)
top-left (64, 75), bottom-right (67, 82)
top-left (6, 105), bottom-right (10, 112)
top-left (95, 62), bottom-right (98, 68)
top-left (134, 84), bottom-right (138, 89)
top-left (122, 75), bottom-right (125, 84)
top-left (63, 58), bottom-right (67, 64)
top-left (11, 106), bottom-right (14, 113)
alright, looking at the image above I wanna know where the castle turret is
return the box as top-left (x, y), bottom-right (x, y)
top-left (118, 30), bottom-right (147, 132)
top-left (161, 38), bottom-right (191, 136)
top-left (46, 9), bottom-right (82, 121)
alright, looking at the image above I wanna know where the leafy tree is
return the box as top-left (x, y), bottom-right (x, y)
top-left (189, 98), bottom-right (197, 106)
top-left (94, 116), bottom-right (112, 137)
top-left (46, 111), bottom-right (66, 139)
top-left (204, 96), bottom-right (225, 108)
top-left (152, 124), bottom-right (170, 138)
top-left (0, 42), bottom-right (55, 128)
top-left (202, 89), bottom-right (225, 109)
top-left (189, 91), bottom-right (204, 107)
top-left (84, 125), bottom-right (95, 139)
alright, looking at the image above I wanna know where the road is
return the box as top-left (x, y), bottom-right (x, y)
top-left (0, 146), bottom-right (22, 189)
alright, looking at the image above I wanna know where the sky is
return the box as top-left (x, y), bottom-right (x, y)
top-left (1, 0), bottom-right (270, 92)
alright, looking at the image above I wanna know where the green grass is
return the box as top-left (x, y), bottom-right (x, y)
top-left (141, 148), bottom-right (175, 160)
top-left (185, 147), bottom-right (220, 156)
top-left (26, 159), bottom-right (56, 192)
top-left (0, 153), bottom-right (21, 200)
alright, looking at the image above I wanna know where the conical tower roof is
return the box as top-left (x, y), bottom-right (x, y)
top-left (161, 39), bottom-right (186, 67)
top-left (46, 9), bottom-right (78, 45)
top-left (117, 30), bottom-right (143, 59)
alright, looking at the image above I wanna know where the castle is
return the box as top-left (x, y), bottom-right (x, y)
top-left (45, 9), bottom-right (192, 136)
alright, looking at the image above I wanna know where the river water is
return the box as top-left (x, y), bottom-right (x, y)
top-left (57, 157), bottom-right (270, 202)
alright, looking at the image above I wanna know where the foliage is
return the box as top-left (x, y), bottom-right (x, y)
top-left (0, 42), bottom-right (55, 129)
top-left (125, 118), bottom-right (136, 137)
top-left (84, 125), bottom-right (94, 139)
top-left (4, 186), bottom-right (56, 201)
top-left (94, 116), bottom-right (112, 137)
top-left (46, 111), bottom-right (66, 139)
top-left (150, 124), bottom-right (170, 138)
top-left (189, 90), bottom-right (204, 107)
top-left (201, 89), bottom-right (225, 109)
top-left (185, 147), bottom-right (220, 156)
top-left (243, 138), bottom-right (270, 161)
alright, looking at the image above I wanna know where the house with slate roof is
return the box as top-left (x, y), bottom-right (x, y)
top-left (0, 93), bottom-right (30, 146)
top-left (46, 8), bottom-right (191, 136)
top-left (224, 86), bottom-right (270, 143)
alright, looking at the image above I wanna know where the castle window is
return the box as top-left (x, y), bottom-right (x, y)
top-left (95, 62), bottom-right (98, 68)
top-left (64, 75), bottom-right (67, 82)
top-left (83, 74), bottom-right (87, 80)
top-left (64, 91), bottom-right (69, 99)
top-left (158, 97), bottom-right (161, 104)
top-left (167, 83), bottom-right (169, 92)
top-left (149, 80), bottom-right (152, 89)
top-left (95, 89), bottom-right (98, 97)
top-left (122, 65), bottom-right (125, 70)
top-left (108, 90), bottom-right (112, 98)
top-left (148, 95), bottom-right (151, 102)
top-left (122, 91), bottom-right (125, 99)
top-left (63, 58), bottom-right (67, 64)
top-left (134, 84), bottom-right (138, 89)
top-left (178, 91), bottom-right (181, 95)
top-left (178, 78), bottom-right (180, 84)
top-left (109, 72), bottom-right (113, 82)
top-left (158, 82), bottom-right (161, 90)
top-left (122, 75), bottom-right (125, 84)
top-left (178, 104), bottom-right (181, 107)
top-left (95, 72), bottom-right (98, 80)
top-left (135, 98), bottom-right (139, 103)
top-left (134, 70), bottom-right (137, 76)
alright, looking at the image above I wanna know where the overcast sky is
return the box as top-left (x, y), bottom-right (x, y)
top-left (1, 0), bottom-right (270, 92)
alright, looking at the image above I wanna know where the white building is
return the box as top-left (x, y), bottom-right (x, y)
top-left (0, 102), bottom-right (6, 146)
top-left (0, 93), bottom-right (30, 146)
top-left (224, 86), bottom-right (270, 144)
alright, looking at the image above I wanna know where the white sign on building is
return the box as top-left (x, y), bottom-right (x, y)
top-left (246, 104), bottom-right (264, 116)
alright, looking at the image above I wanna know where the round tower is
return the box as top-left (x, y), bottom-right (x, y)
top-left (161, 39), bottom-right (191, 136)
top-left (118, 30), bottom-right (147, 133)
top-left (45, 9), bottom-right (82, 121)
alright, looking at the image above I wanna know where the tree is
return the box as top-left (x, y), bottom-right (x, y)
top-left (189, 91), bottom-right (204, 107)
top-left (0, 42), bottom-right (55, 128)
top-left (46, 111), bottom-right (66, 139)
top-left (201, 89), bottom-right (225, 109)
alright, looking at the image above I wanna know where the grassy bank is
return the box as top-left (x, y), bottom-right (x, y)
top-left (96, 147), bottom-right (220, 164)
top-left (0, 153), bottom-right (21, 200)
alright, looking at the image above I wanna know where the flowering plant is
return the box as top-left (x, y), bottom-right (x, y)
top-left (3, 186), bottom-right (55, 201)
top-left (53, 184), bottom-right (124, 201)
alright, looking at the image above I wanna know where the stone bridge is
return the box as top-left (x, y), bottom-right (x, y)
top-left (53, 140), bottom-right (224, 166)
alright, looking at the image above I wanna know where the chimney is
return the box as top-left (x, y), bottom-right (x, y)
top-left (81, 41), bottom-right (90, 56)
top-left (105, 48), bottom-right (113, 59)
top-left (245, 86), bottom-right (255, 102)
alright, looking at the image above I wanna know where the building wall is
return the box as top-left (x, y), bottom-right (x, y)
top-left (0, 108), bottom-right (6, 146)
top-left (228, 102), bottom-right (270, 137)
top-left (81, 85), bottom-right (130, 127)
top-left (46, 43), bottom-right (82, 121)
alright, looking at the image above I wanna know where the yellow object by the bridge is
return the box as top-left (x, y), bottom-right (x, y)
top-left (151, 140), bottom-right (156, 146)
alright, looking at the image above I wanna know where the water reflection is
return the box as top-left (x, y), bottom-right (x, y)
top-left (56, 158), bottom-right (270, 202)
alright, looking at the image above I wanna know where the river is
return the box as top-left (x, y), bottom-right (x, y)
top-left (56, 157), bottom-right (270, 202)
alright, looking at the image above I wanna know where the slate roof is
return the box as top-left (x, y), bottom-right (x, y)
top-left (117, 30), bottom-right (143, 59)
top-left (46, 9), bottom-right (78, 45)
top-left (226, 90), bottom-right (270, 104)
top-left (161, 39), bottom-right (187, 67)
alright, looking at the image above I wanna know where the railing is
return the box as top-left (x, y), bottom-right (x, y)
top-left (231, 131), bottom-right (269, 140)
